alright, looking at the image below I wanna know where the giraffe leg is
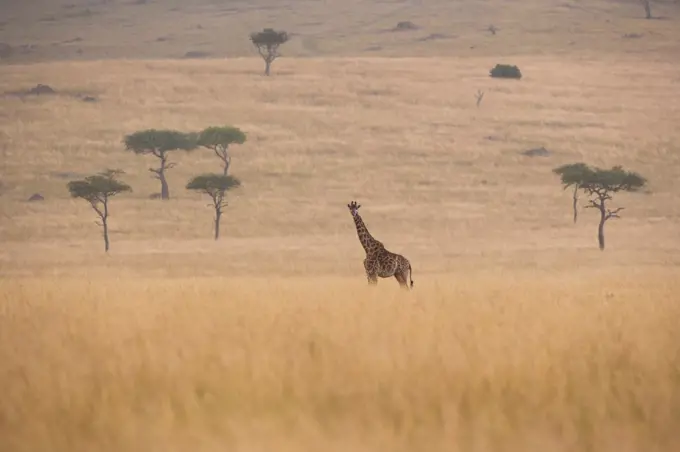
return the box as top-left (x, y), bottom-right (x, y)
top-left (394, 272), bottom-right (410, 290)
top-left (364, 258), bottom-right (378, 285)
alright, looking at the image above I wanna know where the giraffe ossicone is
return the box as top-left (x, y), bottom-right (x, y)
top-left (347, 200), bottom-right (414, 290)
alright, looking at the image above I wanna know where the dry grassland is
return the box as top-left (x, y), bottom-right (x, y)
top-left (1, 271), bottom-right (680, 452)
top-left (0, 56), bottom-right (678, 275)
top-left (1, 0), bottom-right (680, 450)
top-left (0, 54), bottom-right (678, 452)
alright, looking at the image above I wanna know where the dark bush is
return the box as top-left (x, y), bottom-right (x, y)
top-left (490, 64), bottom-right (522, 79)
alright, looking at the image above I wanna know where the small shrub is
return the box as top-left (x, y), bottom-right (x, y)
top-left (490, 64), bottom-right (522, 79)
top-left (394, 21), bottom-right (418, 31)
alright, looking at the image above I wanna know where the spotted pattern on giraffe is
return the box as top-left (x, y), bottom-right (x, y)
top-left (347, 201), bottom-right (414, 290)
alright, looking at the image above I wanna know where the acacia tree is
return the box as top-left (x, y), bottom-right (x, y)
top-left (67, 169), bottom-right (132, 252)
top-left (124, 129), bottom-right (197, 200)
top-left (552, 162), bottom-right (588, 224)
top-left (197, 126), bottom-right (247, 176)
top-left (553, 163), bottom-right (646, 250)
top-left (249, 28), bottom-right (289, 76)
top-left (186, 174), bottom-right (241, 240)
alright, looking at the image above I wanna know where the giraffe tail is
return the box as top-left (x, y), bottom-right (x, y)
top-left (409, 262), bottom-right (414, 289)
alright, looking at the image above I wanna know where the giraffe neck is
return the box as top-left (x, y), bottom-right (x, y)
top-left (352, 213), bottom-right (379, 253)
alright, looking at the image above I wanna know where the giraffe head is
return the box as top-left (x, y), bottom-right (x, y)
top-left (347, 201), bottom-right (361, 217)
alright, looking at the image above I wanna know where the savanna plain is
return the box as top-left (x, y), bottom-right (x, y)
top-left (1, 1), bottom-right (680, 451)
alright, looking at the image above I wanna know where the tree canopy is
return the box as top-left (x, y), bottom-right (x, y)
top-left (123, 129), bottom-right (197, 155)
top-left (553, 163), bottom-right (646, 195)
top-left (186, 174), bottom-right (241, 194)
top-left (67, 169), bottom-right (132, 202)
top-left (552, 163), bottom-right (590, 189)
top-left (67, 169), bottom-right (131, 252)
top-left (197, 126), bottom-right (246, 149)
top-left (250, 28), bottom-right (289, 47)
top-left (197, 126), bottom-right (247, 176)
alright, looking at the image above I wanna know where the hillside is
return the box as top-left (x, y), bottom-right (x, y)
top-left (1, 0), bottom-right (679, 62)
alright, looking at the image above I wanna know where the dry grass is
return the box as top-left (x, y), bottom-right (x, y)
top-left (1, 1), bottom-right (680, 451)
top-left (0, 56), bottom-right (679, 276)
top-left (1, 271), bottom-right (680, 452)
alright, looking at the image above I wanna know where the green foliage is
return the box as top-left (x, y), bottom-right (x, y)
top-left (589, 165), bottom-right (647, 192)
top-left (553, 162), bottom-right (647, 250)
top-left (552, 163), bottom-right (591, 189)
top-left (250, 28), bottom-right (289, 46)
top-left (67, 169), bottom-right (132, 202)
top-left (490, 64), bottom-right (522, 79)
top-left (553, 163), bottom-right (646, 194)
top-left (186, 174), bottom-right (241, 196)
top-left (123, 129), bottom-right (197, 155)
top-left (197, 126), bottom-right (246, 149)
top-left (123, 129), bottom-right (197, 200)
top-left (187, 174), bottom-right (241, 240)
top-left (249, 28), bottom-right (289, 75)
top-left (197, 126), bottom-right (247, 175)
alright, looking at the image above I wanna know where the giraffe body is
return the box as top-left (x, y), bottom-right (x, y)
top-left (348, 201), bottom-right (414, 290)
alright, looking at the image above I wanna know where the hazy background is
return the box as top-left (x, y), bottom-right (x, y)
top-left (1, 0), bottom-right (679, 62)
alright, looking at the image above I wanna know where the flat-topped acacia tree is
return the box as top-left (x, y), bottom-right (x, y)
top-left (197, 126), bottom-right (247, 176)
top-left (552, 162), bottom-right (588, 224)
top-left (249, 28), bottom-right (289, 76)
top-left (124, 129), bottom-right (197, 200)
top-left (67, 169), bottom-right (132, 252)
top-left (186, 174), bottom-right (241, 240)
top-left (553, 163), bottom-right (647, 250)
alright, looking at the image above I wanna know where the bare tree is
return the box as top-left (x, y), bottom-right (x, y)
top-left (475, 89), bottom-right (485, 107)
top-left (67, 169), bottom-right (132, 252)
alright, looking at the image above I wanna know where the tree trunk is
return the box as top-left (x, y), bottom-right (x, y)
top-left (643, 0), bottom-right (652, 19)
top-left (214, 148), bottom-right (231, 176)
top-left (264, 58), bottom-right (271, 76)
top-left (159, 170), bottom-right (169, 200)
top-left (214, 208), bottom-right (221, 240)
top-left (572, 185), bottom-right (579, 224)
top-left (102, 200), bottom-right (110, 252)
top-left (103, 220), bottom-right (110, 252)
top-left (597, 206), bottom-right (606, 251)
top-left (155, 153), bottom-right (171, 200)
top-left (222, 155), bottom-right (230, 176)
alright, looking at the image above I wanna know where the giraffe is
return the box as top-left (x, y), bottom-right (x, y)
top-left (347, 201), bottom-right (414, 290)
